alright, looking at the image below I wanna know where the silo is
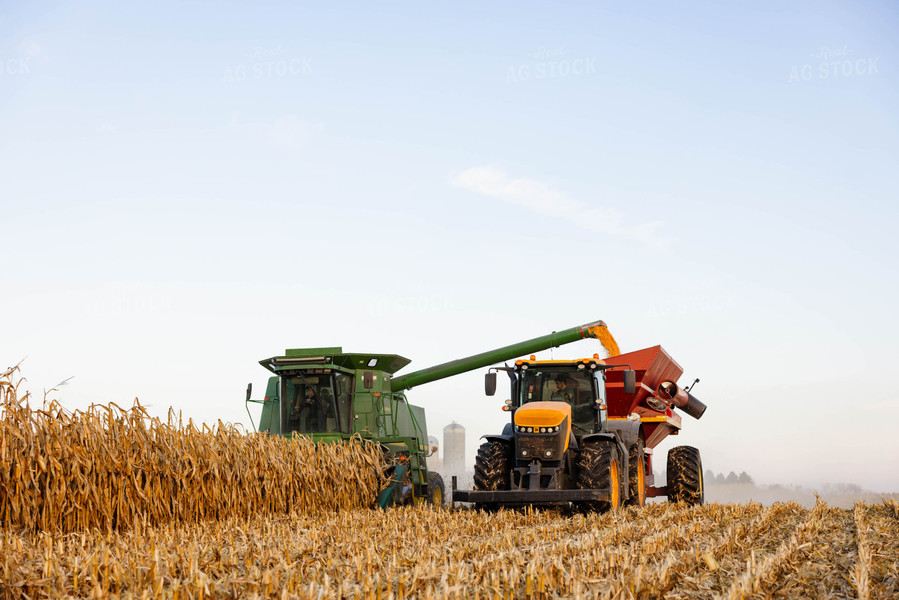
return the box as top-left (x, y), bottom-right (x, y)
top-left (443, 422), bottom-right (466, 479)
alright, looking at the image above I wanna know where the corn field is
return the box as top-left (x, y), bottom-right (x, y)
top-left (0, 366), bottom-right (386, 534)
top-left (3, 367), bottom-right (898, 599)
top-left (1, 500), bottom-right (897, 599)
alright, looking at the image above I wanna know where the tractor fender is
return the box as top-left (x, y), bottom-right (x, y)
top-left (482, 434), bottom-right (513, 444)
top-left (580, 432), bottom-right (627, 453)
top-left (606, 419), bottom-right (642, 448)
top-left (481, 422), bottom-right (514, 445)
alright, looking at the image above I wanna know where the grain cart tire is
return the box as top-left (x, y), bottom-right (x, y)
top-left (473, 440), bottom-right (511, 510)
top-left (624, 439), bottom-right (646, 507)
top-left (427, 471), bottom-right (445, 507)
top-left (667, 446), bottom-right (704, 505)
top-left (575, 441), bottom-right (621, 513)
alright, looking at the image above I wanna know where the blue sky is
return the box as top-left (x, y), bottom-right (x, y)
top-left (2, 1), bottom-right (898, 491)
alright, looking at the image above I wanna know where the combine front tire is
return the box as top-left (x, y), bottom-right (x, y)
top-left (625, 439), bottom-right (646, 507)
top-left (575, 442), bottom-right (621, 512)
top-left (667, 446), bottom-right (704, 505)
top-left (427, 471), bottom-right (445, 507)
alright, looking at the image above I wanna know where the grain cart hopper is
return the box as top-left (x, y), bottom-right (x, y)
top-left (452, 345), bottom-right (707, 511)
top-left (245, 320), bottom-right (618, 508)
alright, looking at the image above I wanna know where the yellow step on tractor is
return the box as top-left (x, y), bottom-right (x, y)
top-left (452, 345), bottom-right (707, 511)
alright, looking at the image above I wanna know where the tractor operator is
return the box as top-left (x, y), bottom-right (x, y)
top-left (552, 374), bottom-right (593, 433)
top-left (551, 375), bottom-right (574, 402)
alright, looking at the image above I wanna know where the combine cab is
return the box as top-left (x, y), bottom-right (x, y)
top-left (453, 345), bottom-right (707, 510)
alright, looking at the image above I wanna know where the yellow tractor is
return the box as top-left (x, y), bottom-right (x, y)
top-left (453, 345), bottom-right (707, 511)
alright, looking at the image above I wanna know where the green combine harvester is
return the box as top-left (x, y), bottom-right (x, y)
top-left (245, 319), bottom-right (616, 508)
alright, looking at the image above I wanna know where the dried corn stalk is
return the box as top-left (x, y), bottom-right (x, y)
top-left (1, 365), bottom-right (386, 534)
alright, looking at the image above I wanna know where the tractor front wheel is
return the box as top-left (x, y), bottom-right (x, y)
top-left (575, 441), bottom-right (621, 513)
top-left (427, 471), bottom-right (445, 507)
top-left (667, 445), bottom-right (704, 505)
top-left (473, 440), bottom-right (511, 510)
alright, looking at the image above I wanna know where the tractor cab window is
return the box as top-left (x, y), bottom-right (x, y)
top-left (594, 372), bottom-right (607, 404)
top-left (284, 374), bottom-right (341, 434)
top-left (520, 369), bottom-right (597, 435)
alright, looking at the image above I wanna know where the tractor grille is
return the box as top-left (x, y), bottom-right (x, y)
top-left (517, 434), bottom-right (563, 460)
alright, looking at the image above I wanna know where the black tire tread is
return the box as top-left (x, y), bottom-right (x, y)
top-left (473, 441), bottom-right (511, 491)
top-left (427, 471), bottom-right (445, 507)
top-left (625, 439), bottom-right (645, 507)
top-left (575, 442), bottom-right (620, 513)
top-left (667, 445), bottom-right (704, 505)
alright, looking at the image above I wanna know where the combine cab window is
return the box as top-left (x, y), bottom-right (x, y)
top-left (334, 372), bottom-right (353, 434)
top-left (520, 370), bottom-right (597, 434)
top-left (283, 374), bottom-right (342, 434)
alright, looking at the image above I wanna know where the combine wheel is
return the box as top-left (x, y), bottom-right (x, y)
top-left (427, 471), bottom-right (445, 507)
top-left (575, 441), bottom-right (621, 513)
top-left (667, 445), bottom-right (704, 505)
top-left (473, 440), bottom-right (510, 510)
top-left (624, 439), bottom-right (646, 507)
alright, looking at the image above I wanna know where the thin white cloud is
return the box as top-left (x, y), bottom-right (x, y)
top-left (227, 113), bottom-right (324, 150)
top-left (17, 39), bottom-right (42, 57)
top-left (451, 166), bottom-right (666, 245)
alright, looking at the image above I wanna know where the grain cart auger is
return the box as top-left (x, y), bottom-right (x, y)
top-left (244, 320), bottom-right (617, 508)
top-left (452, 345), bottom-right (708, 511)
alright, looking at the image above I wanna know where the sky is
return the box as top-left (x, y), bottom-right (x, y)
top-left (2, 1), bottom-right (898, 492)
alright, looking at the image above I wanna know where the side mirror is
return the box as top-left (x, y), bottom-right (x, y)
top-left (485, 372), bottom-right (497, 396)
top-left (363, 371), bottom-right (374, 389)
top-left (623, 370), bottom-right (636, 394)
top-left (245, 383), bottom-right (252, 402)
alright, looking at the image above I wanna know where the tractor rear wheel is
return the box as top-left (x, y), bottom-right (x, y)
top-left (473, 440), bottom-right (511, 509)
top-left (575, 441), bottom-right (621, 512)
top-left (667, 446), bottom-right (704, 505)
top-left (625, 439), bottom-right (646, 507)
top-left (427, 471), bottom-right (445, 507)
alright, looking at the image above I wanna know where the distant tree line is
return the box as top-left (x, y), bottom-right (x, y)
top-left (705, 470), bottom-right (754, 486)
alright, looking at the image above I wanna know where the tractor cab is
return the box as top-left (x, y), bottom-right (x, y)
top-left (517, 362), bottom-right (607, 436)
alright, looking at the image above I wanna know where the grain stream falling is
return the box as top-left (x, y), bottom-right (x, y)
top-left (0, 366), bottom-right (386, 534)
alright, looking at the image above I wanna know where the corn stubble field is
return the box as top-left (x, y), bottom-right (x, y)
top-left (2, 367), bottom-right (898, 599)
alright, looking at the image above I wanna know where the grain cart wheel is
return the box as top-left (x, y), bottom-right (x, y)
top-left (575, 441), bottom-right (621, 513)
top-left (473, 440), bottom-right (511, 510)
top-left (624, 439), bottom-right (646, 507)
top-left (667, 446), bottom-right (704, 505)
top-left (427, 471), bottom-right (445, 507)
